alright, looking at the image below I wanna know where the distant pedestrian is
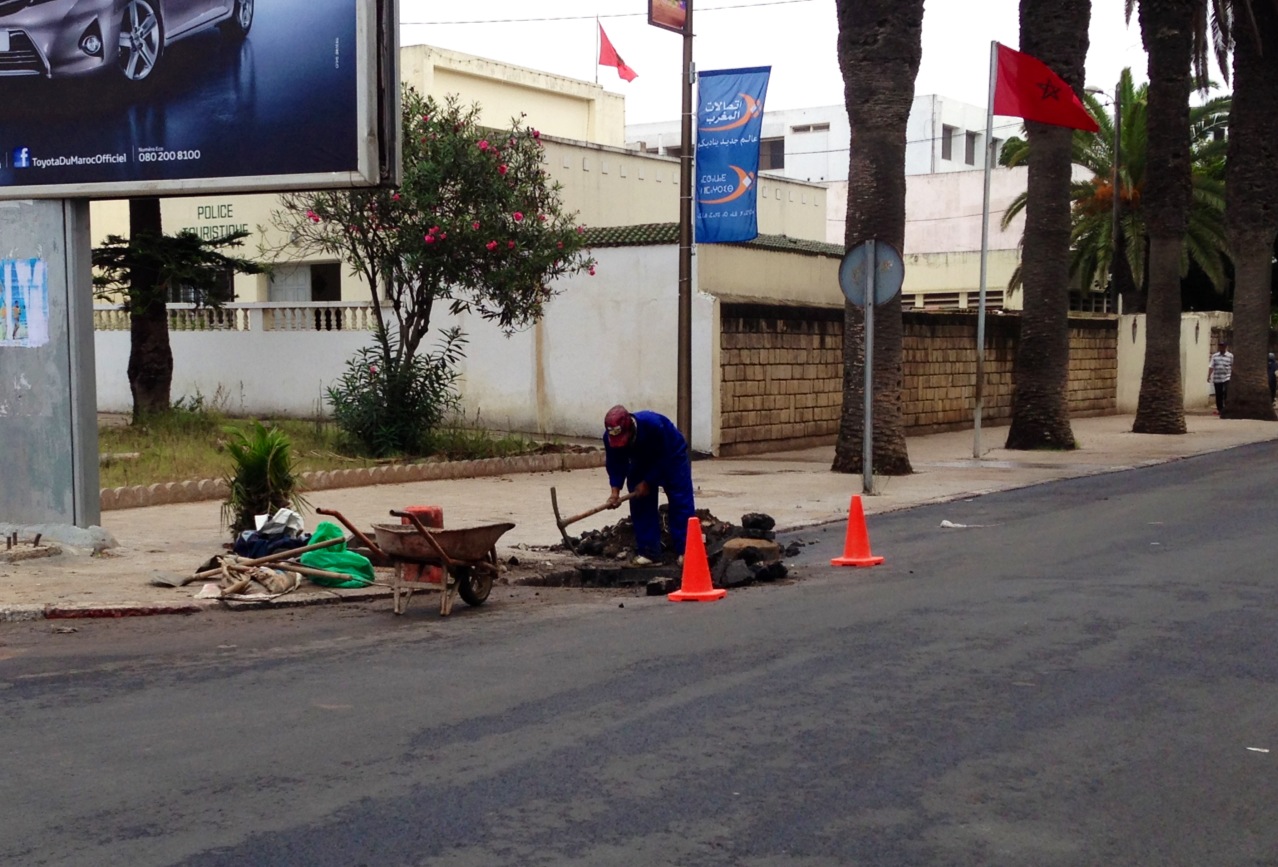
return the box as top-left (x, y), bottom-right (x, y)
top-left (1208, 340), bottom-right (1233, 415)
top-left (1268, 352), bottom-right (1277, 404)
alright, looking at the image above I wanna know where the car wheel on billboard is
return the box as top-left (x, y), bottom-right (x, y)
top-left (220, 0), bottom-right (254, 38)
top-left (118, 0), bottom-right (164, 81)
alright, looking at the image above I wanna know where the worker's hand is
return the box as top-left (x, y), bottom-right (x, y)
top-left (606, 491), bottom-right (622, 509)
top-left (633, 482), bottom-right (651, 499)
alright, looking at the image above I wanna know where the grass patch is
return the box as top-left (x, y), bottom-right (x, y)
top-left (97, 408), bottom-right (558, 489)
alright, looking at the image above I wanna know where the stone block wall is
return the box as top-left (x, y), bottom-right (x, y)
top-left (720, 304), bottom-right (1117, 454)
top-left (720, 306), bottom-right (844, 453)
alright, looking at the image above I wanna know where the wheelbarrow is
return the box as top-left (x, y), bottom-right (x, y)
top-left (372, 510), bottom-right (515, 616)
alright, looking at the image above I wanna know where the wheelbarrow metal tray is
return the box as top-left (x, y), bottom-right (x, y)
top-left (371, 522), bottom-right (515, 563)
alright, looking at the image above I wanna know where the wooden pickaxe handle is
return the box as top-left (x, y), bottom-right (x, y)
top-left (551, 487), bottom-right (638, 547)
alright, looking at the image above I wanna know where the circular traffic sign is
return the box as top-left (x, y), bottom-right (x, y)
top-left (839, 239), bottom-right (905, 307)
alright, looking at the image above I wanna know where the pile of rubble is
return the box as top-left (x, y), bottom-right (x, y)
top-left (545, 507), bottom-right (802, 592)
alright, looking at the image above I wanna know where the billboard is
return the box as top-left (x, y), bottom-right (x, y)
top-left (0, 0), bottom-right (397, 199)
top-left (649, 0), bottom-right (687, 34)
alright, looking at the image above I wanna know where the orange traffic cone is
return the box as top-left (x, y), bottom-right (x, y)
top-left (668, 517), bottom-right (726, 602)
top-left (831, 494), bottom-right (884, 567)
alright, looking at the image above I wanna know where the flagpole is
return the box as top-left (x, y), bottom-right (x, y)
top-left (594, 17), bottom-right (600, 84)
top-left (974, 40), bottom-right (998, 460)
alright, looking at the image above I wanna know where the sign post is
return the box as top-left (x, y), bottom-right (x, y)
top-left (839, 239), bottom-right (904, 495)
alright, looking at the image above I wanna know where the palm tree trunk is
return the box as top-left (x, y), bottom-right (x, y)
top-left (831, 0), bottom-right (924, 476)
top-left (1005, 0), bottom-right (1090, 451)
top-left (1131, 0), bottom-right (1195, 434)
top-left (1134, 235), bottom-right (1188, 429)
top-left (1222, 0), bottom-right (1278, 420)
top-left (127, 197), bottom-right (173, 421)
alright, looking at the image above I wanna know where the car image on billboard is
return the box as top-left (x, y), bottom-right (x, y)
top-left (0, 0), bottom-right (252, 82)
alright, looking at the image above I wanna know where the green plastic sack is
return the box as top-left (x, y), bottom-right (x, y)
top-left (298, 521), bottom-right (375, 587)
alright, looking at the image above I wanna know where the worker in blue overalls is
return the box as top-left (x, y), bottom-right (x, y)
top-left (603, 404), bottom-right (696, 566)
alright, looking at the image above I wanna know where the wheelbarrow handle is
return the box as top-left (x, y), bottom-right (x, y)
top-left (315, 506), bottom-right (385, 560)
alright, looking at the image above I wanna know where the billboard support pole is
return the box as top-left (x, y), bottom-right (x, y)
top-left (676, 0), bottom-right (694, 444)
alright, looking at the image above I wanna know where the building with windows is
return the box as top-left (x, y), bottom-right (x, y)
top-left (628, 95), bottom-right (1028, 311)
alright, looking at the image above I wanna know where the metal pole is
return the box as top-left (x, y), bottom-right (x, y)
top-left (974, 40), bottom-right (997, 460)
top-left (676, 0), bottom-right (695, 443)
top-left (863, 239), bottom-right (875, 495)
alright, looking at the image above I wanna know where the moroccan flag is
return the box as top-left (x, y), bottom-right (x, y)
top-left (993, 43), bottom-right (1099, 132)
top-left (598, 24), bottom-right (638, 83)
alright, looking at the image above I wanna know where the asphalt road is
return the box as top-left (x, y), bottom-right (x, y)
top-left (3, 443), bottom-right (1277, 866)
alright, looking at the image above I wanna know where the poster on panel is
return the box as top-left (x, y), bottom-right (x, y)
top-left (695, 66), bottom-right (770, 244)
top-left (649, 0), bottom-right (687, 34)
top-left (0, 0), bottom-right (386, 197)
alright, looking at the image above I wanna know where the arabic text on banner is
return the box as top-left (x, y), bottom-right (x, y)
top-left (694, 66), bottom-right (771, 244)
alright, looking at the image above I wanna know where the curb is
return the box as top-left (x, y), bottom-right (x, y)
top-left (1, 589), bottom-right (397, 621)
top-left (99, 451), bottom-right (606, 512)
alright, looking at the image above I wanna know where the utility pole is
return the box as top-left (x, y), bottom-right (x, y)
top-left (676, 0), bottom-right (695, 443)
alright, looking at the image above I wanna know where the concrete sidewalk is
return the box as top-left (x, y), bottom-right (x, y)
top-left (2, 412), bottom-right (1275, 621)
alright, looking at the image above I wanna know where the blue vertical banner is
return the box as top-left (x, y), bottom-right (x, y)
top-left (695, 66), bottom-right (771, 244)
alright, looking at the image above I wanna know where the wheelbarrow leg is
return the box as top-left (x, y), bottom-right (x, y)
top-left (440, 568), bottom-right (455, 617)
top-left (393, 563), bottom-right (411, 615)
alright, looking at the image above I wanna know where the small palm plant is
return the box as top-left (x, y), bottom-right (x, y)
top-left (221, 422), bottom-right (309, 536)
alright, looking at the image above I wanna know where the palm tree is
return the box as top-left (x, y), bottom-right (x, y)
top-left (999, 71), bottom-right (1231, 313)
top-left (1004, 0), bottom-right (1092, 451)
top-left (831, 0), bottom-right (924, 476)
top-left (1131, 0), bottom-right (1200, 435)
top-left (1221, 1), bottom-right (1278, 420)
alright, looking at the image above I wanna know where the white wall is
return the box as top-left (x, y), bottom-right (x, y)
top-left (1115, 312), bottom-right (1231, 413)
top-left (94, 246), bottom-right (723, 452)
top-left (95, 329), bottom-right (378, 417)
top-left (449, 244), bottom-right (717, 452)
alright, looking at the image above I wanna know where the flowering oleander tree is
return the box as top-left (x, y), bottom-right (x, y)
top-left (268, 85), bottom-right (595, 454)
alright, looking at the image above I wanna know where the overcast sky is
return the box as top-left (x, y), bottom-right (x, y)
top-left (400, 0), bottom-right (1154, 128)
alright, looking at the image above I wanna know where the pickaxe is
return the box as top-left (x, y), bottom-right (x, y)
top-left (550, 486), bottom-right (636, 550)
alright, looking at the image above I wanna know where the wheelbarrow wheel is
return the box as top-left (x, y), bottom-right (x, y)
top-left (454, 566), bottom-right (493, 607)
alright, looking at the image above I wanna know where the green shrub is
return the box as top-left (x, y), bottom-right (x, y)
top-left (221, 422), bottom-right (309, 535)
top-left (327, 327), bottom-right (466, 457)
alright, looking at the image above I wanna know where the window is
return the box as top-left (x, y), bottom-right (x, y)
top-left (790, 122), bottom-right (830, 133)
top-left (664, 145), bottom-right (684, 159)
top-left (941, 124), bottom-right (956, 161)
top-left (169, 268), bottom-right (233, 305)
top-left (991, 137), bottom-right (1003, 163)
top-left (965, 131), bottom-right (979, 166)
top-left (759, 136), bottom-right (785, 170)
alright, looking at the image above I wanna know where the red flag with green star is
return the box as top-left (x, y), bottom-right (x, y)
top-left (993, 43), bottom-right (1099, 132)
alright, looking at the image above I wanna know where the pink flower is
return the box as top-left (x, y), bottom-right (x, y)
top-left (508, 240), bottom-right (516, 249)
top-left (477, 139), bottom-right (490, 151)
top-left (430, 226), bottom-right (440, 234)
top-left (538, 214), bottom-right (548, 222)
top-left (424, 235), bottom-right (435, 244)
top-left (589, 266), bottom-right (597, 276)
top-left (576, 225), bottom-right (585, 234)
top-left (421, 114), bottom-right (429, 123)
top-left (391, 193), bottom-right (401, 201)
top-left (370, 365), bottom-right (377, 375)
top-left (471, 221), bottom-right (481, 230)
top-left (556, 241), bottom-right (563, 249)
top-left (306, 210), bottom-right (320, 223)
top-left (531, 129), bottom-right (541, 139)
top-left (513, 211), bottom-right (524, 222)
top-left (439, 232), bottom-right (447, 239)
top-left (486, 240), bottom-right (498, 251)
top-left (498, 164), bottom-right (508, 175)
